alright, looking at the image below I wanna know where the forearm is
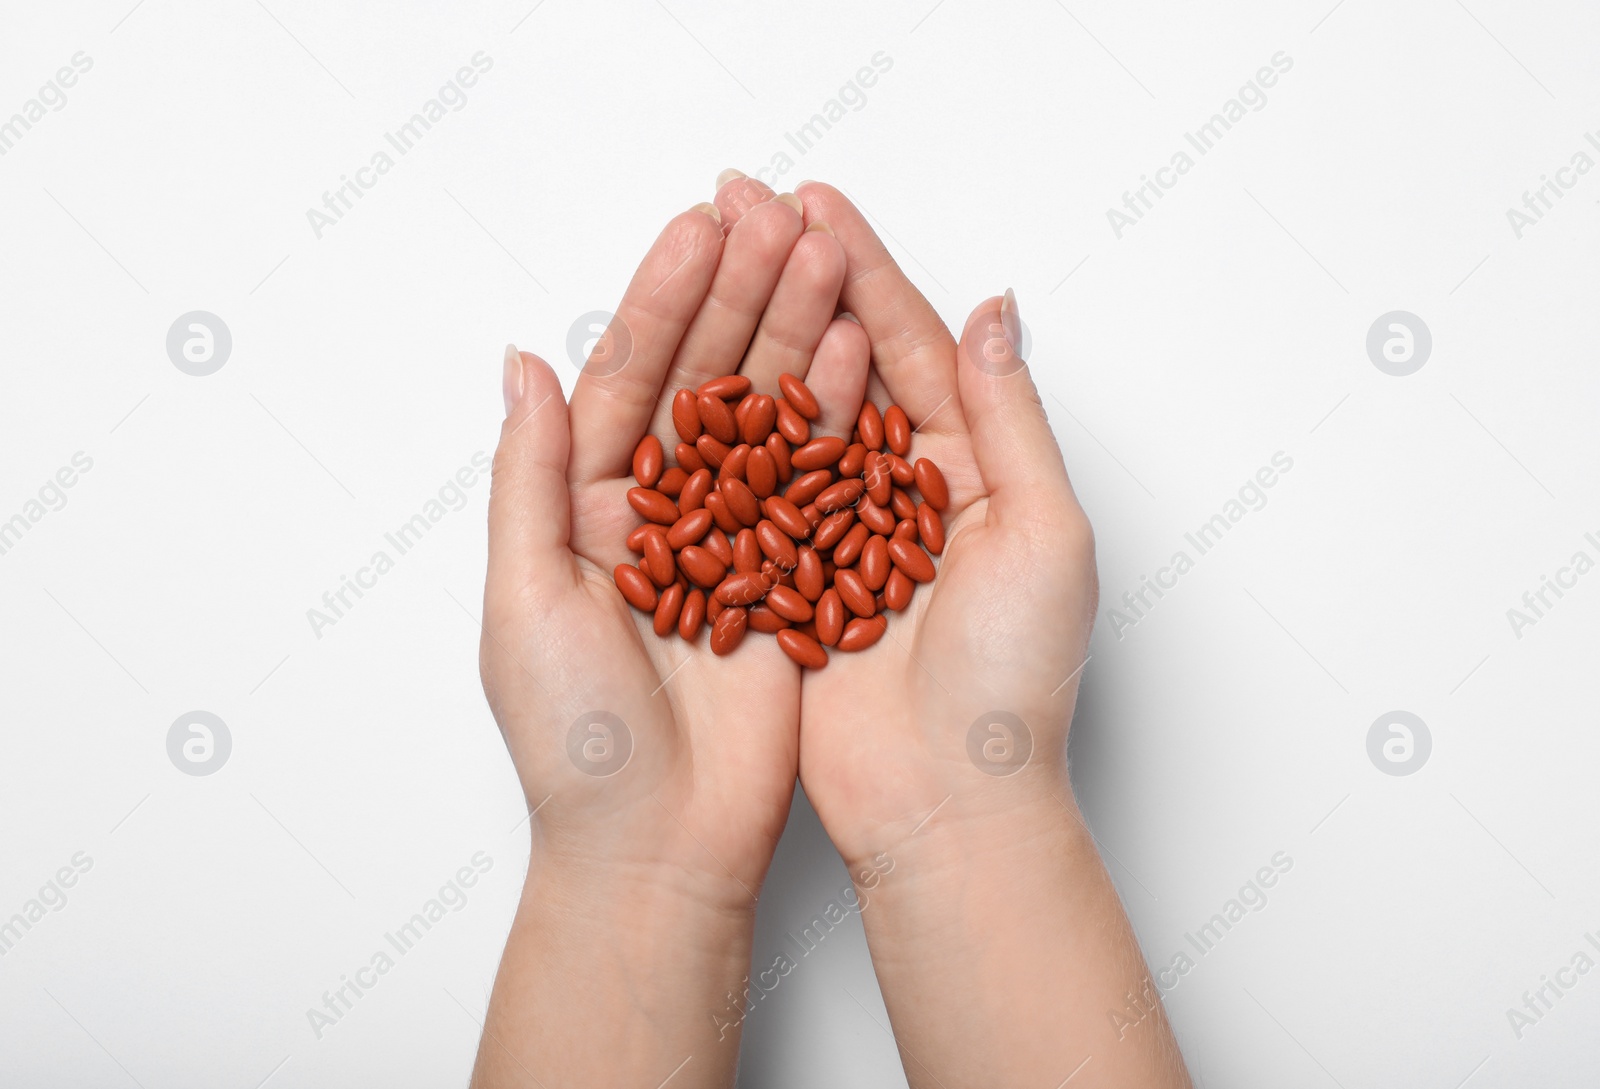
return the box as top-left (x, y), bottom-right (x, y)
top-left (851, 792), bottom-right (1190, 1089)
top-left (471, 848), bottom-right (758, 1089)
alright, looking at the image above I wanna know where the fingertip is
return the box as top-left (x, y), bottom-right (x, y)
top-left (714, 173), bottom-right (777, 231)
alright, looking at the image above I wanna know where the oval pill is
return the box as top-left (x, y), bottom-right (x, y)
top-left (672, 389), bottom-right (703, 443)
top-left (653, 583), bottom-right (685, 636)
top-left (890, 486), bottom-right (918, 521)
top-left (887, 537), bottom-right (936, 582)
top-left (678, 545), bottom-right (727, 588)
top-left (865, 453), bottom-right (893, 506)
top-left (775, 398), bottom-right (811, 445)
top-left (741, 394), bottom-right (777, 447)
top-left (778, 373), bottom-right (820, 419)
top-left (625, 524), bottom-right (653, 551)
top-left (679, 468), bottom-right (714, 513)
top-left (704, 490), bottom-right (741, 533)
top-left (917, 502), bottom-right (945, 555)
top-left (709, 606), bottom-right (748, 655)
top-left (748, 604), bottom-right (791, 633)
top-left (791, 436), bottom-right (847, 472)
top-left (632, 434), bottom-right (664, 488)
top-left (813, 509), bottom-right (855, 550)
top-left (835, 568), bottom-right (876, 618)
top-left (756, 520), bottom-right (799, 570)
top-left (628, 487), bottom-right (679, 525)
top-left (894, 519), bottom-right (918, 541)
top-left (837, 442), bottom-right (868, 479)
top-left (719, 443), bottom-right (751, 482)
top-left (702, 528), bottom-right (734, 566)
top-left (884, 568), bottom-right (915, 610)
top-left (643, 531), bottom-right (676, 586)
top-left (777, 629), bottom-right (828, 669)
top-left (733, 528), bottom-right (762, 573)
top-left (657, 466), bottom-right (688, 497)
top-left (859, 535), bottom-right (890, 590)
top-left (914, 458), bottom-right (949, 510)
top-left (678, 588), bottom-right (706, 641)
top-left (857, 402), bottom-right (885, 451)
top-left (889, 453), bottom-right (915, 487)
top-left (858, 495), bottom-right (896, 536)
top-left (766, 585), bottom-right (814, 623)
top-left (816, 478), bottom-right (865, 513)
top-left (764, 495), bottom-right (811, 540)
top-left (795, 546), bottom-right (824, 601)
top-left (832, 522), bottom-right (871, 567)
top-left (698, 375), bottom-right (751, 401)
top-left (666, 508), bottom-right (713, 550)
top-left (676, 442), bottom-right (707, 474)
top-left (765, 432), bottom-right (793, 483)
top-left (614, 564), bottom-right (658, 611)
top-left (697, 395), bottom-right (739, 444)
top-left (815, 589), bottom-right (845, 646)
top-left (715, 571), bottom-right (771, 606)
top-left (696, 435), bottom-right (732, 471)
top-left (746, 446), bottom-right (777, 498)
top-left (838, 614), bottom-right (889, 652)
top-left (784, 469), bottom-right (834, 508)
top-left (720, 478), bottom-right (761, 526)
top-left (884, 405), bottom-right (911, 456)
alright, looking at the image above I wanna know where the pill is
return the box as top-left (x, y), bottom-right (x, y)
top-left (838, 442), bottom-right (868, 478)
top-left (679, 468), bottom-right (714, 513)
top-left (679, 588), bottom-right (706, 641)
top-left (709, 606), bottom-right (748, 655)
top-left (857, 534), bottom-right (896, 585)
top-left (720, 478), bottom-right (761, 526)
top-left (764, 496), bottom-right (811, 540)
top-left (796, 619), bottom-right (820, 641)
top-left (706, 594), bottom-right (726, 622)
top-left (657, 466), bottom-right (688, 497)
top-left (666, 509), bottom-right (713, 550)
top-left (733, 528), bottom-right (763, 573)
top-left (676, 442), bottom-right (707, 474)
top-left (917, 502), bottom-right (945, 555)
top-left (746, 446), bottom-right (777, 498)
top-left (887, 538), bottom-right (936, 583)
top-left (625, 524), bottom-right (653, 551)
top-left (778, 373), bottom-right (820, 419)
top-left (838, 615), bottom-right (889, 651)
top-left (889, 453), bottom-right (915, 487)
top-left (835, 568), bottom-right (876, 618)
top-left (815, 589), bottom-right (845, 646)
top-left (741, 394), bottom-right (777, 447)
top-left (890, 486), bottom-right (918, 521)
top-left (832, 522), bottom-right (871, 567)
top-left (894, 519), bottom-right (919, 541)
top-left (775, 398), bottom-right (811, 445)
top-left (632, 434), bottom-right (664, 488)
top-left (678, 545), bottom-right (726, 588)
top-left (696, 435), bottom-right (732, 470)
top-left (816, 478), bottom-right (865, 513)
top-left (749, 603), bottom-right (791, 633)
top-left (766, 585), bottom-right (814, 623)
top-left (756, 520), bottom-right (799, 569)
top-left (777, 629), bottom-right (828, 669)
top-left (719, 443), bottom-right (751, 482)
top-left (702, 528), bottom-right (734, 566)
top-left (765, 432), bottom-right (793, 483)
top-left (628, 487), bottom-right (679, 525)
top-left (857, 495), bottom-right (896, 536)
top-left (795, 546), bottom-right (824, 601)
top-left (697, 395), bottom-right (739, 444)
top-left (715, 571), bottom-right (771, 606)
top-left (643, 532), bottom-right (676, 585)
top-left (864, 453), bottom-right (892, 506)
top-left (814, 509), bottom-right (855, 550)
top-left (672, 389), bottom-right (703, 443)
top-left (857, 402), bottom-right (885, 451)
top-left (791, 436), bottom-right (847, 472)
top-left (704, 490), bottom-right (741, 533)
top-left (913, 458), bottom-right (949, 510)
top-left (884, 405), bottom-right (911, 457)
top-left (884, 568), bottom-right (915, 610)
top-left (614, 564), bottom-right (658, 611)
top-left (798, 503), bottom-right (823, 536)
top-left (698, 375), bottom-right (751, 401)
top-left (653, 583), bottom-right (685, 636)
top-left (784, 469), bottom-right (834, 508)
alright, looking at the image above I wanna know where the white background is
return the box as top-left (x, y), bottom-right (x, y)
top-left (2, 0), bottom-right (1597, 1085)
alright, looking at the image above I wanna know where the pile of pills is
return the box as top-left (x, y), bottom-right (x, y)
top-left (613, 373), bottom-right (948, 670)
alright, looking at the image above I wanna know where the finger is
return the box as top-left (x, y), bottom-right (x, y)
top-left (798, 317), bottom-right (870, 439)
top-left (713, 168), bottom-right (777, 231)
top-left (739, 224), bottom-right (846, 394)
top-left (567, 205), bottom-right (723, 485)
top-left (487, 347), bottom-right (578, 607)
top-left (654, 198), bottom-right (804, 420)
top-left (955, 292), bottom-right (1080, 528)
top-left (794, 182), bottom-right (964, 435)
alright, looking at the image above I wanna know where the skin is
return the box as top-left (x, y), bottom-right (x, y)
top-left (472, 177), bottom-right (1191, 1088)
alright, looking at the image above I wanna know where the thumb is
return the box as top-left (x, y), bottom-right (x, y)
top-left (955, 292), bottom-right (1080, 530)
top-left (486, 345), bottom-right (578, 609)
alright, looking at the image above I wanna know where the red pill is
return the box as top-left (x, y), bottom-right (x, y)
top-left (777, 629), bottom-right (828, 670)
top-left (791, 436), bottom-right (847, 472)
top-left (702, 528), bottom-right (734, 566)
top-left (835, 568), bottom-right (876, 618)
top-left (643, 531), bottom-right (675, 586)
top-left (766, 585), bottom-right (814, 623)
top-left (815, 589), bottom-right (845, 646)
top-left (888, 454), bottom-right (915, 487)
top-left (884, 405), bottom-right (911, 457)
top-left (914, 458), bottom-right (949, 510)
top-left (838, 443), bottom-right (868, 479)
top-left (887, 538), bottom-right (936, 583)
top-left (709, 606), bottom-right (748, 655)
top-left (756, 520), bottom-right (799, 570)
top-left (816, 478), bottom-right (865, 513)
top-left (719, 443), bottom-right (751, 483)
top-left (865, 453), bottom-right (892, 506)
top-left (857, 495), bottom-right (896, 536)
top-left (917, 502), bottom-right (945, 555)
top-left (741, 395), bottom-right (777, 447)
top-left (785, 470), bottom-right (834, 508)
top-left (625, 524), bottom-right (653, 551)
top-left (894, 519), bottom-right (919, 541)
top-left (628, 487), bottom-right (679, 525)
top-left (778, 373), bottom-right (820, 419)
top-left (632, 434), bottom-right (664, 488)
top-left (795, 546), bottom-right (824, 601)
top-left (666, 508), bottom-right (713, 550)
top-left (679, 468), bottom-right (714, 513)
top-left (679, 588), bottom-right (706, 641)
top-left (614, 564), bottom-right (658, 611)
top-left (698, 375), bottom-right (751, 401)
top-left (657, 466), bottom-right (688, 497)
top-left (672, 389), bottom-right (702, 443)
top-left (838, 615), bottom-right (889, 652)
top-left (696, 434), bottom-right (732, 469)
top-left (705, 491), bottom-right (741, 534)
top-left (859, 535), bottom-right (890, 591)
top-left (720, 478), bottom-right (761, 526)
top-left (766, 432), bottom-right (793, 483)
top-left (857, 402), bottom-right (885, 451)
top-left (676, 442), bottom-right (707, 474)
top-left (698, 395), bottom-right (738, 444)
top-left (678, 545), bottom-right (726, 588)
top-left (814, 509), bottom-right (855, 550)
top-left (764, 496), bottom-right (812, 540)
top-left (749, 604), bottom-right (791, 633)
top-left (890, 486), bottom-right (918, 521)
top-left (733, 529), bottom-right (763, 573)
top-left (832, 523), bottom-right (871, 567)
top-left (884, 568), bottom-right (915, 610)
top-left (653, 583), bottom-right (685, 637)
top-left (775, 398), bottom-right (811, 445)
top-left (746, 446), bottom-right (777, 498)
top-left (716, 571), bottom-right (771, 606)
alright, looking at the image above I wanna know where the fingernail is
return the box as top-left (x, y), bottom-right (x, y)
top-left (775, 192), bottom-right (803, 214)
top-left (795, 179), bottom-right (819, 190)
top-left (805, 221), bottom-right (834, 236)
top-left (503, 344), bottom-right (523, 417)
top-left (692, 201), bottom-right (722, 224)
top-left (838, 311), bottom-right (860, 325)
top-left (716, 168), bottom-right (746, 188)
top-left (1001, 288), bottom-right (1021, 355)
